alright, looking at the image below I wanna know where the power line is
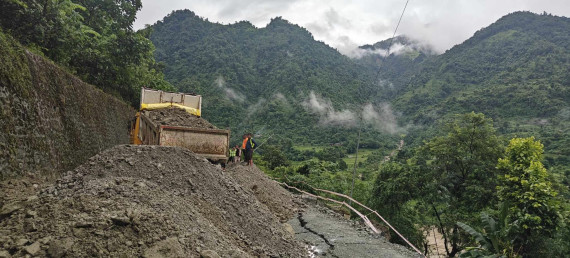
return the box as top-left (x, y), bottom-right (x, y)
top-left (386, 0), bottom-right (410, 57)
top-left (351, 0), bottom-right (411, 201)
top-left (374, 0), bottom-right (410, 80)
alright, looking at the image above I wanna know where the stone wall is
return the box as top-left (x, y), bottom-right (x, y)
top-left (0, 32), bottom-right (134, 179)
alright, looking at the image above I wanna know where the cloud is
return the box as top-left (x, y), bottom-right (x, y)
top-left (273, 92), bottom-right (288, 102)
top-left (362, 103), bottom-right (404, 134)
top-left (324, 8), bottom-right (352, 29)
top-left (246, 98), bottom-right (266, 117)
top-left (215, 76), bottom-right (245, 102)
top-left (376, 79), bottom-right (394, 91)
top-left (302, 91), bottom-right (358, 127)
top-left (302, 92), bottom-right (405, 133)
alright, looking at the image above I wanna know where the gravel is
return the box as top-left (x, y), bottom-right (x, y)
top-left (143, 108), bottom-right (217, 129)
top-left (0, 145), bottom-right (306, 257)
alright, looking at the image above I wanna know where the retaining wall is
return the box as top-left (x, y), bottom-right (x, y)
top-left (0, 31), bottom-right (134, 178)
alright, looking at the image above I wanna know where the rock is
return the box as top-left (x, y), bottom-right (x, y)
top-left (143, 238), bottom-right (184, 258)
top-left (23, 241), bottom-right (41, 255)
top-left (282, 223), bottom-right (295, 238)
top-left (0, 203), bottom-right (21, 219)
top-left (39, 236), bottom-right (52, 245)
top-left (0, 250), bottom-right (10, 258)
top-left (16, 239), bottom-right (29, 246)
top-left (110, 216), bottom-right (130, 226)
top-left (227, 249), bottom-right (250, 258)
top-left (23, 220), bottom-right (38, 232)
top-left (74, 222), bottom-right (93, 228)
top-left (200, 250), bottom-right (220, 258)
top-left (47, 240), bottom-right (67, 258)
top-left (25, 210), bottom-right (37, 218)
top-left (48, 238), bottom-right (74, 258)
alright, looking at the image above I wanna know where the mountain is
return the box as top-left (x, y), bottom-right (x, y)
top-left (149, 10), bottom-right (570, 169)
top-left (394, 12), bottom-right (569, 121)
top-left (389, 11), bottom-right (570, 167)
top-left (356, 35), bottom-right (437, 100)
top-left (150, 10), bottom-right (379, 104)
top-left (149, 10), bottom-right (397, 148)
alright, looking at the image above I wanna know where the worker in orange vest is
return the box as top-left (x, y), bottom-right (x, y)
top-left (244, 133), bottom-right (257, 166)
top-left (241, 134), bottom-right (248, 165)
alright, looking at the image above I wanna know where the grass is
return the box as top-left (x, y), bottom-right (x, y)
top-left (294, 145), bottom-right (324, 152)
top-left (343, 149), bottom-right (376, 169)
top-left (292, 145), bottom-right (378, 169)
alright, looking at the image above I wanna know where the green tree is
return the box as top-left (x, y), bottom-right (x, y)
top-left (261, 145), bottom-right (290, 170)
top-left (497, 137), bottom-right (561, 255)
top-left (371, 161), bottom-right (425, 247)
top-left (418, 112), bottom-right (504, 256)
top-left (0, 0), bottom-right (173, 105)
top-left (316, 146), bottom-right (347, 163)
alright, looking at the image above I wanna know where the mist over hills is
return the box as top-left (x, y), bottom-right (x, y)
top-left (149, 10), bottom-right (569, 167)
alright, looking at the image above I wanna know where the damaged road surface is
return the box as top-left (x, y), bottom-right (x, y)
top-left (289, 200), bottom-right (420, 258)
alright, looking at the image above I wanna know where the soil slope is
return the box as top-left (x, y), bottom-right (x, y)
top-left (226, 164), bottom-right (302, 222)
top-left (0, 145), bottom-right (306, 257)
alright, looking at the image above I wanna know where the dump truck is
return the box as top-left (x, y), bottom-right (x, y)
top-left (130, 88), bottom-right (230, 162)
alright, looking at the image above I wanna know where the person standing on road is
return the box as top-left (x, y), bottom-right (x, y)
top-left (245, 133), bottom-right (257, 166)
top-left (235, 145), bottom-right (241, 163)
top-left (242, 134), bottom-right (249, 165)
top-left (228, 147), bottom-right (236, 164)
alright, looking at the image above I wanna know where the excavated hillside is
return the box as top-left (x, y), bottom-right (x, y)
top-left (0, 145), bottom-right (307, 257)
top-left (0, 31), bottom-right (134, 179)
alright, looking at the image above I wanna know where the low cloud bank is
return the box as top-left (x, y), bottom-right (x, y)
top-left (302, 91), bottom-right (405, 134)
top-left (215, 76), bottom-right (245, 102)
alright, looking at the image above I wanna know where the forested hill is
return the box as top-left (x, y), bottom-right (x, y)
top-left (149, 10), bottom-right (569, 166)
top-left (149, 9), bottom-right (394, 146)
top-left (388, 11), bottom-right (570, 167)
top-left (393, 11), bottom-right (570, 123)
top-left (151, 10), bottom-right (377, 105)
top-left (356, 35), bottom-right (437, 100)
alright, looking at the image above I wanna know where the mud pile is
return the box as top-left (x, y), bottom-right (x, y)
top-left (144, 108), bottom-right (217, 129)
top-left (226, 164), bottom-right (302, 222)
top-left (0, 145), bottom-right (306, 257)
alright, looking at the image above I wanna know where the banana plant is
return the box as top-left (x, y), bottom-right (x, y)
top-left (457, 204), bottom-right (518, 258)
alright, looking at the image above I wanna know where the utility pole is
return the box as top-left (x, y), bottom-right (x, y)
top-left (349, 117), bottom-right (362, 205)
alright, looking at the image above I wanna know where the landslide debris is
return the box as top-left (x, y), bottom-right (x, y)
top-left (143, 108), bottom-right (217, 129)
top-left (0, 145), bottom-right (306, 257)
top-left (226, 164), bottom-right (303, 222)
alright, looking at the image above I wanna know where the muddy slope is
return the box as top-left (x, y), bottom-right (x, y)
top-left (0, 145), bottom-right (306, 257)
top-left (226, 164), bottom-right (302, 222)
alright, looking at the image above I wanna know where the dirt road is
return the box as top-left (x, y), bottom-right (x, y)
top-left (289, 197), bottom-right (420, 258)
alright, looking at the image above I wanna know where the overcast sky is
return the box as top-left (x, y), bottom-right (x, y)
top-left (134, 0), bottom-right (570, 56)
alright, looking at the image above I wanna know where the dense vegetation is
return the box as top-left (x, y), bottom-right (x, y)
top-left (149, 10), bottom-right (399, 148)
top-left (391, 12), bottom-right (570, 169)
top-left (0, 0), bottom-right (173, 105)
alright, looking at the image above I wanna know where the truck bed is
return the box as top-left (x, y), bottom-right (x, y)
top-left (138, 111), bottom-right (230, 162)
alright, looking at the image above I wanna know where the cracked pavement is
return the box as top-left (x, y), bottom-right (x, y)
top-left (289, 201), bottom-right (420, 258)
